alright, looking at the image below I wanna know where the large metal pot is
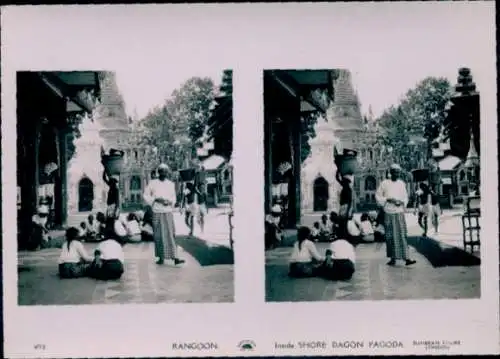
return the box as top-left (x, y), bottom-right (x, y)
top-left (335, 149), bottom-right (358, 175)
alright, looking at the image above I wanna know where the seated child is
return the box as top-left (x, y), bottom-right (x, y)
top-left (58, 227), bottom-right (94, 279)
top-left (78, 222), bottom-right (88, 239)
top-left (318, 214), bottom-right (331, 242)
top-left (359, 213), bottom-right (375, 243)
top-left (311, 222), bottom-right (321, 242)
top-left (85, 214), bottom-right (99, 241)
top-left (320, 237), bottom-right (356, 281)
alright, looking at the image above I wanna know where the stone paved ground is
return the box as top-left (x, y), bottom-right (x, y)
top-left (266, 241), bottom-right (480, 302)
top-left (18, 240), bottom-right (234, 305)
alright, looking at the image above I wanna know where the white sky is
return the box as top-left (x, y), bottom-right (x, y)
top-left (351, 65), bottom-right (467, 119)
top-left (115, 68), bottom-right (224, 119)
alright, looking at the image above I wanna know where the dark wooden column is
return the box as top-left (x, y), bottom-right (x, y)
top-left (57, 127), bottom-right (69, 226)
top-left (285, 102), bottom-right (302, 227)
top-left (291, 102), bottom-right (302, 227)
top-left (264, 110), bottom-right (272, 214)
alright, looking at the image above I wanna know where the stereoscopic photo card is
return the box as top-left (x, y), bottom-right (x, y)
top-left (2, 2), bottom-right (498, 358)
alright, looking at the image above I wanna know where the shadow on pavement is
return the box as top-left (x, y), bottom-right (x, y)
top-left (176, 235), bottom-right (234, 266)
top-left (407, 236), bottom-right (481, 268)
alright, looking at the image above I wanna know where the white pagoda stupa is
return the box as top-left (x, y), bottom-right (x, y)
top-left (67, 112), bottom-right (107, 215)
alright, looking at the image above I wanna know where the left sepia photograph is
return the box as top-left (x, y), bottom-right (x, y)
top-left (16, 70), bottom-right (234, 305)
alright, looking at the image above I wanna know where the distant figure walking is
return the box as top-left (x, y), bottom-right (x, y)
top-left (143, 163), bottom-right (185, 265)
top-left (375, 164), bottom-right (416, 266)
top-left (415, 183), bottom-right (441, 237)
top-left (182, 182), bottom-right (201, 236)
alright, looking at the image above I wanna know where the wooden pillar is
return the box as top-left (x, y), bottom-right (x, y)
top-left (286, 103), bottom-right (301, 228)
top-left (58, 128), bottom-right (68, 226)
top-left (292, 108), bottom-right (302, 227)
top-left (264, 110), bottom-right (273, 214)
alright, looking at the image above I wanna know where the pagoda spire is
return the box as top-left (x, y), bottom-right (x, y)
top-left (333, 69), bottom-right (359, 105)
top-left (368, 105), bottom-right (374, 121)
top-left (96, 71), bottom-right (129, 129)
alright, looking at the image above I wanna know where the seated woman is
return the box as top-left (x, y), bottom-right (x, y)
top-left (265, 205), bottom-right (283, 250)
top-left (288, 226), bottom-right (324, 278)
top-left (320, 236), bottom-right (356, 281)
top-left (113, 217), bottom-right (130, 245)
top-left (358, 213), bottom-right (375, 243)
top-left (58, 227), bottom-right (94, 279)
top-left (346, 217), bottom-right (362, 246)
top-left (88, 219), bottom-right (125, 281)
top-left (125, 213), bottom-right (142, 242)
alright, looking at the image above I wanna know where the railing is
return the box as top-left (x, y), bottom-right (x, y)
top-left (462, 195), bottom-right (480, 253)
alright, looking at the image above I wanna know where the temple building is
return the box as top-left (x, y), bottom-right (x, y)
top-left (264, 69), bottom-right (427, 228)
top-left (67, 72), bottom-right (157, 220)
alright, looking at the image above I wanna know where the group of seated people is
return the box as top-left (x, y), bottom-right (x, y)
top-left (289, 226), bottom-right (356, 281)
top-left (287, 209), bottom-right (387, 281)
top-left (77, 211), bottom-right (154, 243)
top-left (310, 210), bottom-right (386, 244)
top-left (265, 205), bottom-right (387, 252)
top-left (58, 217), bottom-right (126, 280)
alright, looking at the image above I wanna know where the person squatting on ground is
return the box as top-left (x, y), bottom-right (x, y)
top-left (375, 164), bottom-right (416, 266)
top-left (288, 226), bottom-right (324, 278)
top-left (87, 218), bottom-right (125, 281)
top-left (265, 204), bottom-right (283, 250)
top-left (320, 236), bottom-right (356, 281)
top-left (58, 227), bottom-right (94, 279)
top-left (143, 163), bottom-right (185, 266)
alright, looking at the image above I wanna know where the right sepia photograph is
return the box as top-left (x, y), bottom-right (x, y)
top-left (264, 69), bottom-right (481, 302)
